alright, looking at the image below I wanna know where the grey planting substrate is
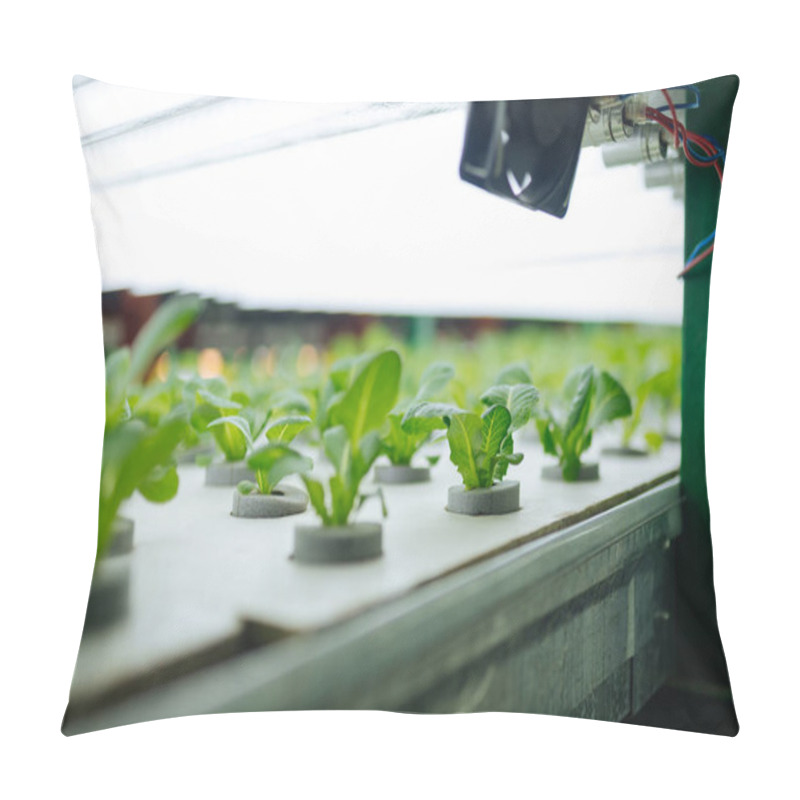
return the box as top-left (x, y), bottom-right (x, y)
top-left (446, 480), bottom-right (520, 516)
top-left (293, 522), bottom-right (383, 564)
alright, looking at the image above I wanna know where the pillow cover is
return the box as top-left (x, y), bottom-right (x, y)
top-left (63, 76), bottom-right (738, 736)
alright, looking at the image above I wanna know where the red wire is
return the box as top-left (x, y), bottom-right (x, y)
top-left (652, 89), bottom-right (721, 279)
top-left (677, 243), bottom-right (715, 278)
top-left (646, 106), bottom-right (723, 181)
top-left (661, 89), bottom-right (680, 149)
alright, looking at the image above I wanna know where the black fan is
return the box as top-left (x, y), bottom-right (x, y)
top-left (459, 98), bottom-right (590, 218)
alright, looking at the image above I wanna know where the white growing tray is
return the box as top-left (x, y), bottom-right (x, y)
top-left (69, 439), bottom-right (680, 703)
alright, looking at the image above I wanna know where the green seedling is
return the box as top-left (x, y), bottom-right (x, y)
top-left (536, 365), bottom-right (632, 480)
top-left (402, 382), bottom-right (539, 489)
top-left (302, 350), bottom-right (401, 526)
top-left (237, 415), bottom-right (313, 496)
top-left (312, 352), bottom-right (372, 437)
top-left (620, 370), bottom-right (673, 452)
top-left (191, 382), bottom-right (270, 464)
top-left (380, 361), bottom-right (455, 467)
top-left (98, 295), bottom-right (203, 560)
top-left (104, 294), bottom-right (204, 426)
top-left (98, 410), bottom-right (188, 559)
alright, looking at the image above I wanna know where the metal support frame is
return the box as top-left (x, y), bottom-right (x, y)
top-left (678, 75), bottom-right (739, 731)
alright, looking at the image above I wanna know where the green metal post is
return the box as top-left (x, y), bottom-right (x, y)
top-left (677, 75), bottom-right (739, 733)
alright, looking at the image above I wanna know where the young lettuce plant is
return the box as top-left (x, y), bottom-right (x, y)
top-left (225, 414), bottom-right (315, 518)
top-left (200, 395), bottom-right (249, 462)
top-left (98, 410), bottom-right (188, 558)
top-left (536, 365), bottom-right (632, 481)
top-left (311, 353), bottom-right (370, 439)
top-left (379, 361), bottom-right (455, 473)
top-left (402, 382), bottom-right (538, 515)
top-left (99, 294), bottom-right (204, 559)
top-left (301, 350), bottom-right (401, 527)
top-left (404, 383), bottom-right (538, 488)
top-left (618, 370), bottom-right (673, 453)
top-left (186, 378), bottom-right (276, 486)
top-left (237, 415), bottom-right (314, 497)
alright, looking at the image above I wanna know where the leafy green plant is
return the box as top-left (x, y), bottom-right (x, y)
top-left (402, 382), bottom-right (539, 489)
top-left (98, 411), bottom-right (188, 558)
top-left (302, 350), bottom-right (401, 526)
top-left (536, 365), bottom-right (632, 480)
top-left (104, 295), bottom-right (204, 425)
top-left (189, 382), bottom-right (270, 464)
top-left (237, 415), bottom-right (313, 496)
top-left (380, 361), bottom-right (455, 467)
top-left (620, 370), bottom-right (673, 452)
top-left (98, 295), bottom-right (204, 559)
top-left (198, 393), bottom-right (250, 462)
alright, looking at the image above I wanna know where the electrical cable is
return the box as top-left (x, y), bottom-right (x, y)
top-left (661, 89), bottom-right (681, 149)
top-left (686, 230), bottom-right (716, 265)
top-left (654, 84), bottom-right (700, 112)
top-left (678, 243), bottom-right (715, 277)
top-left (645, 103), bottom-right (724, 181)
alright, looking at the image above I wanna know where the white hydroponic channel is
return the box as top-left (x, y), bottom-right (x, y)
top-left (70, 437), bottom-right (680, 704)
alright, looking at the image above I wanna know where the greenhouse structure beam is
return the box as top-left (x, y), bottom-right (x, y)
top-left (678, 74), bottom-right (738, 730)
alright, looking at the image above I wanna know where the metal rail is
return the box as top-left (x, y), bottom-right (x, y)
top-left (86, 100), bottom-right (463, 189)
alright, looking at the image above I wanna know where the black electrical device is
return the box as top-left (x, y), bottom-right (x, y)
top-left (459, 98), bottom-right (591, 218)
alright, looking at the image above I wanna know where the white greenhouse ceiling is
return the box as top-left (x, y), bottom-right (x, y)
top-left (74, 78), bottom-right (685, 324)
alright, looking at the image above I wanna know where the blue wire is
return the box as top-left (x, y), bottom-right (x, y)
top-left (686, 231), bottom-right (716, 265)
top-left (701, 133), bottom-right (726, 162)
top-left (621, 85), bottom-right (726, 165)
top-left (654, 84), bottom-right (701, 112)
top-left (686, 140), bottom-right (725, 164)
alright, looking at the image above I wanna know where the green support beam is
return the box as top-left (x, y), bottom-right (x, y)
top-left (677, 75), bottom-right (739, 733)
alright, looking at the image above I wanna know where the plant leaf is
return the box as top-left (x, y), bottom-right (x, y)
top-left (360, 430), bottom-right (383, 467)
top-left (105, 347), bottom-right (131, 421)
top-left (446, 412), bottom-right (484, 490)
top-left (564, 366), bottom-right (595, 458)
top-left (591, 371), bottom-right (633, 429)
top-left (207, 415), bottom-right (253, 447)
top-left (329, 474), bottom-right (354, 525)
top-left (268, 388), bottom-right (312, 415)
top-left (247, 444), bottom-right (313, 493)
top-left (328, 354), bottom-right (368, 391)
top-left (302, 475), bottom-right (331, 526)
top-left (415, 361), bottom-right (455, 400)
top-left (644, 431), bottom-right (664, 452)
top-left (242, 406), bottom-right (271, 441)
top-left (98, 409), bottom-right (187, 558)
top-left (401, 401), bottom-right (462, 434)
top-left (129, 295), bottom-right (204, 384)
top-left (266, 414), bottom-right (312, 444)
top-left (331, 350), bottom-right (401, 448)
top-left (492, 434), bottom-right (511, 482)
top-left (480, 383), bottom-right (539, 432)
top-left (563, 365), bottom-right (587, 402)
top-left (480, 405), bottom-right (511, 462)
top-left (323, 425), bottom-right (349, 473)
top-left (496, 362), bottom-right (532, 385)
top-left (138, 464), bottom-right (179, 503)
top-left (197, 388), bottom-right (241, 411)
top-left (206, 415), bottom-right (249, 461)
top-left (536, 417), bottom-right (559, 457)
top-left (190, 402), bottom-right (220, 434)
